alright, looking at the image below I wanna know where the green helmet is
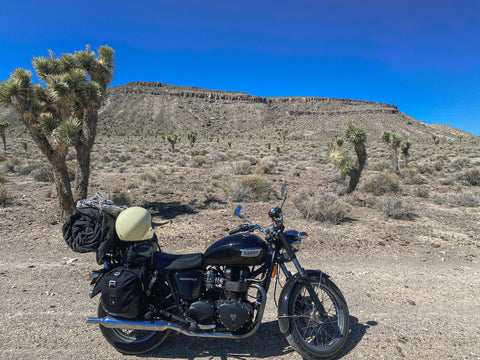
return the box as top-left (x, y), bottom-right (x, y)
top-left (115, 206), bottom-right (155, 241)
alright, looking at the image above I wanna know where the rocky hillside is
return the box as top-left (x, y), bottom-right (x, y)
top-left (2, 81), bottom-right (478, 144)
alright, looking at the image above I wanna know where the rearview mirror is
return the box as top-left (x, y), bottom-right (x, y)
top-left (234, 206), bottom-right (242, 217)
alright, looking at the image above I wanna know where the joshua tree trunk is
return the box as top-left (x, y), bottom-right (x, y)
top-left (347, 143), bottom-right (367, 194)
top-left (51, 158), bottom-right (76, 216)
top-left (391, 147), bottom-right (399, 174)
top-left (74, 108), bottom-right (98, 201)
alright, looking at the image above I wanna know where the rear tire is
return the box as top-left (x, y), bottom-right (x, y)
top-left (285, 275), bottom-right (349, 360)
top-left (97, 302), bottom-right (170, 355)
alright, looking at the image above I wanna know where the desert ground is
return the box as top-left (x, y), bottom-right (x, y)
top-left (0, 134), bottom-right (479, 359)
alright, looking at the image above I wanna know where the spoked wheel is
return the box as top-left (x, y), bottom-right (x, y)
top-left (97, 302), bottom-right (170, 354)
top-left (285, 275), bottom-right (349, 360)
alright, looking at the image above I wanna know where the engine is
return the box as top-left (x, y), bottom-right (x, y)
top-left (186, 266), bottom-right (255, 331)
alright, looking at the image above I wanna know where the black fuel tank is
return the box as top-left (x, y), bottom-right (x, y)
top-left (204, 233), bottom-right (266, 266)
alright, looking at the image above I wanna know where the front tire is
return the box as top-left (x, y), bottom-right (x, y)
top-left (285, 275), bottom-right (349, 360)
top-left (97, 302), bottom-right (170, 355)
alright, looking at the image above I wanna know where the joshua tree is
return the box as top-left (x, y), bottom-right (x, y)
top-left (167, 133), bottom-right (179, 152)
top-left (400, 140), bottom-right (412, 167)
top-left (381, 131), bottom-right (403, 174)
top-left (187, 131), bottom-right (197, 147)
top-left (327, 120), bottom-right (367, 194)
top-left (0, 121), bottom-right (8, 151)
top-left (0, 45), bottom-right (115, 216)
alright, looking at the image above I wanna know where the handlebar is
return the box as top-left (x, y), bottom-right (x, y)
top-left (229, 224), bottom-right (257, 235)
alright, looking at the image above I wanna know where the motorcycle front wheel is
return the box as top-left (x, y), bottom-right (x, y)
top-left (285, 275), bottom-right (349, 360)
top-left (97, 303), bottom-right (170, 355)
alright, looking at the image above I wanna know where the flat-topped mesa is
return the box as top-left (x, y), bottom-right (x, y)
top-left (114, 81), bottom-right (398, 109)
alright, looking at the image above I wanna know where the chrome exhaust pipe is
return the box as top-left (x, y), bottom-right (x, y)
top-left (87, 284), bottom-right (267, 339)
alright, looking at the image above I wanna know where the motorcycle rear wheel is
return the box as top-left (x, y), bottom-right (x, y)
top-left (97, 303), bottom-right (170, 355)
top-left (285, 275), bottom-right (349, 360)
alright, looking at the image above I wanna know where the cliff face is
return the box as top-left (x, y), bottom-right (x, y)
top-left (97, 82), bottom-right (440, 142)
top-left (2, 81), bottom-right (477, 143)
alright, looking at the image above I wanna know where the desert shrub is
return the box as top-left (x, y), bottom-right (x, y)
top-left (256, 156), bottom-right (278, 174)
top-left (0, 185), bottom-right (12, 206)
top-left (0, 158), bottom-right (18, 174)
top-left (293, 190), bottom-right (349, 224)
top-left (245, 155), bottom-right (257, 165)
top-left (139, 172), bottom-right (156, 183)
top-left (413, 186), bottom-right (430, 198)
top-left (439, 176), bottom-right (456, 186)
top-left (30, 167), bottom-right (54, 182)
top-left (433, 160), bottom-right (445, 172)
top-left (0, 174), bottom-right (6, 184)
top-left (15, 163), bottom-right (39, 175)
top-left (369, 160), bottom-right (390, 171)
top-left (363, 172), bottom-right (401, 195)
top-left (435, 190), bottom-right (480, 207)
top-left (110, 189), bottom-right (132, 206)
top-left (229, 175), bottom-right (274, 202)
top-left (402, 168), bottom-right (425, 185)
top-left (118, 153), bottom-right (132, 162)
top-left (464, 167), bottom-right (480, 186)
top-left (452, 157), bottom-right (471, 170)
top-left (380, 195), bottom-right (413, 219)
top-left (416, 163), bottom-right (433, 174)
top-left (191, 155), bottom-right (206, 168)
top-left (232, 160), bottom-right (252, 175)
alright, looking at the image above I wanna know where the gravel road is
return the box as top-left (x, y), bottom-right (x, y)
top-left (1, 243), bottom-right (479, 360)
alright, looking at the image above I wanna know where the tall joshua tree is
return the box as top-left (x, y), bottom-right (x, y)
top-left (0, 45), bottom-right (115, 216)
top-left (327, 120), bottom-right (367, 194)
top-left (381, 130), bottom-right (402, 174)
top-left (0, 121), bottom-right (8, 151)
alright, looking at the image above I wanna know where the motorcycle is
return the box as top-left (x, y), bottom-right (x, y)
top-left (86, 185), bottom-right (349, 359)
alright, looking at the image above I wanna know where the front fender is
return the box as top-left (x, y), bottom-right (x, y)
top-left (277, 270), bottom-right (329, 334)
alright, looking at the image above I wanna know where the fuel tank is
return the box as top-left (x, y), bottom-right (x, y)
top-left (204, 233), bottom-right (266, 266)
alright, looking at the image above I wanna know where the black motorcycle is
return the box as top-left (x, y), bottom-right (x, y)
top-left (86, 185), bottom-right (349, 359)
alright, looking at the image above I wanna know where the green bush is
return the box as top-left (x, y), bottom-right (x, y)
top-left (293, 190), bottom-right (349, 224)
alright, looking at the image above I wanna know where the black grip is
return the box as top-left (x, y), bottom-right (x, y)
top-left (229, 224), bottom-right (253, 235)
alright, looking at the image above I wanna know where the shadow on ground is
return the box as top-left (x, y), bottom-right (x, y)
top-left (142, 201), bottom-right (197, 221)
top-left (142, 316), bottom-right (368, 359)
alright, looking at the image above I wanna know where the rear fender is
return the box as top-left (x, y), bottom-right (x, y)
top-left (277, 270), bottom-right (329, 333)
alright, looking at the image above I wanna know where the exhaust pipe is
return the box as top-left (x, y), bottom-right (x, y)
top-left (87, 284), bottom-right (266, 339)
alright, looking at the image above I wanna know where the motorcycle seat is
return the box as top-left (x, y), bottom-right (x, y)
top-left (153, 252), bottom-right (204, 272)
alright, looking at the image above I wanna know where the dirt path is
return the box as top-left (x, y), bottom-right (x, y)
top-left (0, 239), bottom-right (478, 360)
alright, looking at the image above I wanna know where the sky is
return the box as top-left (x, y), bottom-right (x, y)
top-left (1, 0), bottom-right (479, 136)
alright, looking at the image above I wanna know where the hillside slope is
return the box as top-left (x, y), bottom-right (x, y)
top-left (1, 81), bottom-right (478, 144)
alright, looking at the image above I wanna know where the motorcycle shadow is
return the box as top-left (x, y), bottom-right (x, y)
top-left (144, 320), bottom-right (293, 359)
top-left (142, 316), bottom-right (368, 359)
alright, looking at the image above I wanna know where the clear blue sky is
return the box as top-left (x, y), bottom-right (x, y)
top-left (1, 0), bottom-right (479, 135)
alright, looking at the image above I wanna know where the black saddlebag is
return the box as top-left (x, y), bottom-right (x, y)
top-left (101, 266), bottom-right (147, 319)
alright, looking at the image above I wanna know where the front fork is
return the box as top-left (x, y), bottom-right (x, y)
top-left (277, 230), bottom-right (328, 318)
top-left (279, 259), bottom-right (328, 318)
